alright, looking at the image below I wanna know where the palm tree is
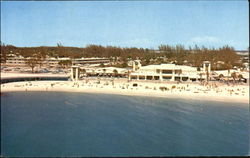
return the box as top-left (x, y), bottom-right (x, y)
top-left (25, 57), bottom-right (38, 73)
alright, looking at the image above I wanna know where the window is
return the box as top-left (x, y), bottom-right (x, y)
top-left (146, 76), bottom-right (153, 80)
top-left (163, 76), bottom-right (172, 80)
top-left (139, 76), bottom-right (145, 80)
top-left (154, 76), bottom-right (160, 80)
top-left (175, 77), bottom-right (181, 81)
top-left (182, 77), bottom-right (189, 81)
top-left (162, 70), bottom-right (172, 74)
top-left (131, 76), bottom-right (137, 79)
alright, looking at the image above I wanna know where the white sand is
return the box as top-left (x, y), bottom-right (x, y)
top-left (1, 79), bottom-right (249, 104)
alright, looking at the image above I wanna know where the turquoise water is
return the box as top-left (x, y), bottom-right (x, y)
top-left (1, 92), bottom-right (249, 157)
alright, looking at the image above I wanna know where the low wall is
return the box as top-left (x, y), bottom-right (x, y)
top-left (1, 76), bottom-right (69, 84)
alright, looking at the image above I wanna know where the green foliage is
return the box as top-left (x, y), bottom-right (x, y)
top-left (121, 62), bottom-right (128, 68)
top-left (25, 57), bottom-right (38, 73)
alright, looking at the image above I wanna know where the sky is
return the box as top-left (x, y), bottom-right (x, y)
top-left (1, 1), bottom-right (249, 50)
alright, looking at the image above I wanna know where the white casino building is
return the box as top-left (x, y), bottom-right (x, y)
top-left (128, 60), bottom-right (210, 82)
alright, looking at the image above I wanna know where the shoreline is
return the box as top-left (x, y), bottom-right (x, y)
top-left (1, 80), bottom-right (249, 104)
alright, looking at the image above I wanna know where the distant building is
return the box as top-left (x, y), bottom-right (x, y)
top-left (72, 57), bottom-right (110, 66)
top-left (2, 55), bottom-right (110, 68)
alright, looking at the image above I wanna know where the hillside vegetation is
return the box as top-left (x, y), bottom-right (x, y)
top-left (0, 43), bottom-right (244, 70)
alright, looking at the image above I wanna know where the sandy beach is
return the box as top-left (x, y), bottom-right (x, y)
top-left (1, 78), bottom-right (249, 104)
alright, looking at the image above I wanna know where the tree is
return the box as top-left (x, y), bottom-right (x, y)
top-left (37, 47), bottom-right (47, 68)
top-left (0, 43), bottom-right (7, 63)
top-left (145, 58), bottom-right (150, 65)
top-left (113, 69), bottom-right (118, 77)
top-left (36, 53), bottom-right (44, 68)
top-left (25, 58), bottom-right (38, 73)
top-left (219, 45), bottom-right (239, 72)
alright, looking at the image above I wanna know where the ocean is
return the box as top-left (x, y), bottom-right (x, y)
top-left (1, 92), bottom-right (249, 157)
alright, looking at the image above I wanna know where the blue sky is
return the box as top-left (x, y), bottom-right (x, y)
top-left (1, 1), bottom-right (249, 50)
